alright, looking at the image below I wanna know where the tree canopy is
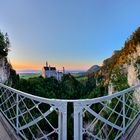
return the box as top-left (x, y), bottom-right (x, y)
top-left (0, 31), bottom-right (10, 57)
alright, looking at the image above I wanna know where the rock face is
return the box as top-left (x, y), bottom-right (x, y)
top-left (112, 50), bottom-right (120, 56)
top-left (0, 31), bottom-right (11, 84)
top-left (127, 64), bottom-right (137, 86)
top-left (127, 46), bottom-right (140, 86)
top-left (97, 27), bottom-right (140, 94)
top-left (107, 44), bottom-right (140, 96)
top-left (0, 57), bottom-right (10, 83)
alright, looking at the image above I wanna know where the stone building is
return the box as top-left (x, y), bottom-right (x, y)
top-left (42, 62), bottom-right (64, 81)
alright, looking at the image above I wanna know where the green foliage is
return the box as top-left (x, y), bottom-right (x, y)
top-left (87, 85), bottom-right (107, 98)
top-left (19, 73), bottom-right (41, 79)
top-left (60, 74), bottom-right (85, 99)
top-left (111, 66), bottom-right (129, 91)
top-left (76, 76), bottom-right (88, 81)
top-left (9, 69), bottom-right (20, 86)
top-left (0, 32), bottom-right (9, 57)
top-left (85, 76), bottom-right (96, 94)
top-left (136, 56), bottom-right (140, 64)
top-left (14, 74), bottom-right (90, 99)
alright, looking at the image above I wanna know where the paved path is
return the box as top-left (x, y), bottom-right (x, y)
top-left (129, 122), bottom-right (140, 140)
top-left (0, 120), bottom-right (11, 140)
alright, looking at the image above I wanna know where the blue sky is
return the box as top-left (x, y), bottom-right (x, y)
top-left (0, 0), bottom-right (140, 70)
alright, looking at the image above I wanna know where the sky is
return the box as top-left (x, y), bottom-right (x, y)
top-left (0, 0), bottom-right (140, 71)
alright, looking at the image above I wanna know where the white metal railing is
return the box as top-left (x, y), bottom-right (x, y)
top-left (0, 83), bottom-right (67, 140)
top-left (0, 83), bottom-right (140, 140)
top-left (73, 84), bottom-right (140, 140)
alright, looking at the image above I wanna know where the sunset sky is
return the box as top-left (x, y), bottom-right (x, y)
top-left (1, 0), bottom-right (140, 71)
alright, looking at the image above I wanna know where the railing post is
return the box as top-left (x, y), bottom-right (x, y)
top-left (58, 102), bottom-right (67, 140)
top-left (123, 93), bottom-right (125, 134)
top-left (74, 102), bottom-right (83, 140)
top-left (16, 94), bottom-right (19, 134)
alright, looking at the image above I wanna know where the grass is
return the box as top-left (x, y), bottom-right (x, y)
top-left (72, 73), bottom-right (88, 81)
top-left (19, 72), bottom-right (87, 81)
top-left (19, 73), bottom-right (41, 79)
top-left (76, 76), bottom-right (88, 81)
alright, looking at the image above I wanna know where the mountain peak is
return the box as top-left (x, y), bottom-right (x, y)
top-left (87, 65), bottom-right (100, 74)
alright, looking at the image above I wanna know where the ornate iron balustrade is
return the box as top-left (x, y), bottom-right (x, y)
top-left (0, 83), bottom-right (140, 140)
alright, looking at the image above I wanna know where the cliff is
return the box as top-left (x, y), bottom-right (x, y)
top-left (0, 57), bottom-right (11, 83)
top-left (92, 27), bottom-right (140, 92)
top-left (0, 31), bottom-right (16, 84)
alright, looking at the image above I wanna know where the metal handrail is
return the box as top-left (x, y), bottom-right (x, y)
top-left (0, 83), bottom-right (140, 140)
top-left (1, 82), bottom-right (140, 102)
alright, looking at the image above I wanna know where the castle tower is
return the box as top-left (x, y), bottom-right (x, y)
top-left (46, 61), bottom-right (48, 67)
top-left (63, 67), bottom-right (65, 74)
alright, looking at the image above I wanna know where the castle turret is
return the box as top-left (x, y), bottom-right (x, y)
top-left (63, 67), bottom-right (65, 74)
top-left (46, 61), bottom-right (48, 67)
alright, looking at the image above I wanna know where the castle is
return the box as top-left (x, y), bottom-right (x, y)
top-left (42, 62), bottom-right (64, 81)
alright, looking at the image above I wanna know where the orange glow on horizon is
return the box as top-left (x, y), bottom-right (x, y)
top-left (12, 63), bottom-right (42, 70)
top-left (11, 62), bottom-right (89, 71)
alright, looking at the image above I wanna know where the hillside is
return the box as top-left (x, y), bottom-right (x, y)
top-left (87, 65), bottom-right (100, 74)
top-left (91, 27), bottom-right (140, 92)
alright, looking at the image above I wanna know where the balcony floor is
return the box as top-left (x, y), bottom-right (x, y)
top-left (0, 120), bottom-right (11, 140)
top-left (129, 122), bottom-right (140, 140)
top-left (0, 113), bottom-right (21, 140)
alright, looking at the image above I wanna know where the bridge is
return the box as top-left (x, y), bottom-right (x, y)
top-left (0, 83), bottom-right (140, 140)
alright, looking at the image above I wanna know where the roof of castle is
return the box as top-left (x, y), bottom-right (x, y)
top-left (43, 66), bottom-right (56, 71)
